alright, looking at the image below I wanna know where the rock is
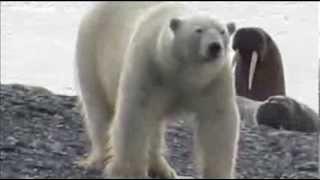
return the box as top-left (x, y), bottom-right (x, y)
top-left (0, 84), bottom-right (318, 178)
top-left (7, 136), bottom-right (19, 146)
top-left (295, 162), bottom-right (318, 172)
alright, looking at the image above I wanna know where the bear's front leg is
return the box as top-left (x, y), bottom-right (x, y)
top-left (104, 89), bottom-right (151, 178)
top-left (148, 120), bottom-right (177, 179)
top-left (194, 101), bottom-right (240, 179)
top-left (104, 60), bottom-right (169, 178)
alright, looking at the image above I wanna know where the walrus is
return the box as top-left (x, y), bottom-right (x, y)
top-left (256, 96), bottom-right (319, 132)
top-left (232, 27), bottom-right (286, 101)
top-left (236, 95), bottom-right (320, 133)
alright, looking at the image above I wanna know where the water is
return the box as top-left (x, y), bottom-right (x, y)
top-left (1, 2), bottom-right (319, 111)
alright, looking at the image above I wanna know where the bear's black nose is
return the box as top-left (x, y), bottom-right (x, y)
top-left (208, 42), bottom-right (221, 58)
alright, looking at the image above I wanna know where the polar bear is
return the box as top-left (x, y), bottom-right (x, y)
top-left (75, 1), bottom-right (240, 179)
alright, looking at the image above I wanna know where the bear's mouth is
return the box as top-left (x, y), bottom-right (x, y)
top-left (201, 55), bottom-right (220, 63)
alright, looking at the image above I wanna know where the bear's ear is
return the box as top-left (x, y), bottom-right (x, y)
top-left (227, 22), bottom-right (236, 35)
top-left (170, 18), bottom-right (182, 32)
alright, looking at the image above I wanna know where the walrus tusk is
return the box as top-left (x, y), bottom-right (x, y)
top-left (248, 51), bottom-right (258, 91)
top-left (232, 50), bottom-right (240, 73)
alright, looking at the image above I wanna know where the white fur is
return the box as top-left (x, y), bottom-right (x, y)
top-left (75, 2), bottom-right (240, 179)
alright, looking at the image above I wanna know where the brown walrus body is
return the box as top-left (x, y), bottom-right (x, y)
top-left (256, 96), bottom-right (319, 132)
top-left (232, 27), bottom-right (286, 101)
top-left (236, 95), bottom-right (320, 133)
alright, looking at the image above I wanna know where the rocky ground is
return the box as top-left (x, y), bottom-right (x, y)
top-left (0, 84), bottom-right (319, 179)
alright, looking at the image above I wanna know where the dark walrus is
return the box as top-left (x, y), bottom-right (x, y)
top-left (236, 95), bottom-right (319, 133)
top-left (232, 27), bottom-right (286, 101)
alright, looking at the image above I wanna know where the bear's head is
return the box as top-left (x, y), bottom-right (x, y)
top-left (169, 15), bottom-right (236, 66)
top-left (165, 15), bottom-right (236, 88)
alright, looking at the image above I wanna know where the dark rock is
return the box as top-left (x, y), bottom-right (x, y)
top-left (295, 162), bottom-right (318, 172)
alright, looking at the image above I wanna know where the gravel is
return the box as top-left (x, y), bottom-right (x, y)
top-left (0, 84), bottom-right (318, 179)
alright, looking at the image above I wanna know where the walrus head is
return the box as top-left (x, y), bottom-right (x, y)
top-left (255, 95), bottom-right (290, 129)
top-left (232, 27), bottom-right (271, 91)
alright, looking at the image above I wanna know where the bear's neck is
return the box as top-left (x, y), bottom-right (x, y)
top-left (155, 26), bottom-right (180, 80)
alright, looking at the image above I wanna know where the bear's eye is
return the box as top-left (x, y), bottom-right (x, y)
top-left (220, 30), bottom-right (226, 35)
top-left (195, 28), bottom-right (203, 34)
